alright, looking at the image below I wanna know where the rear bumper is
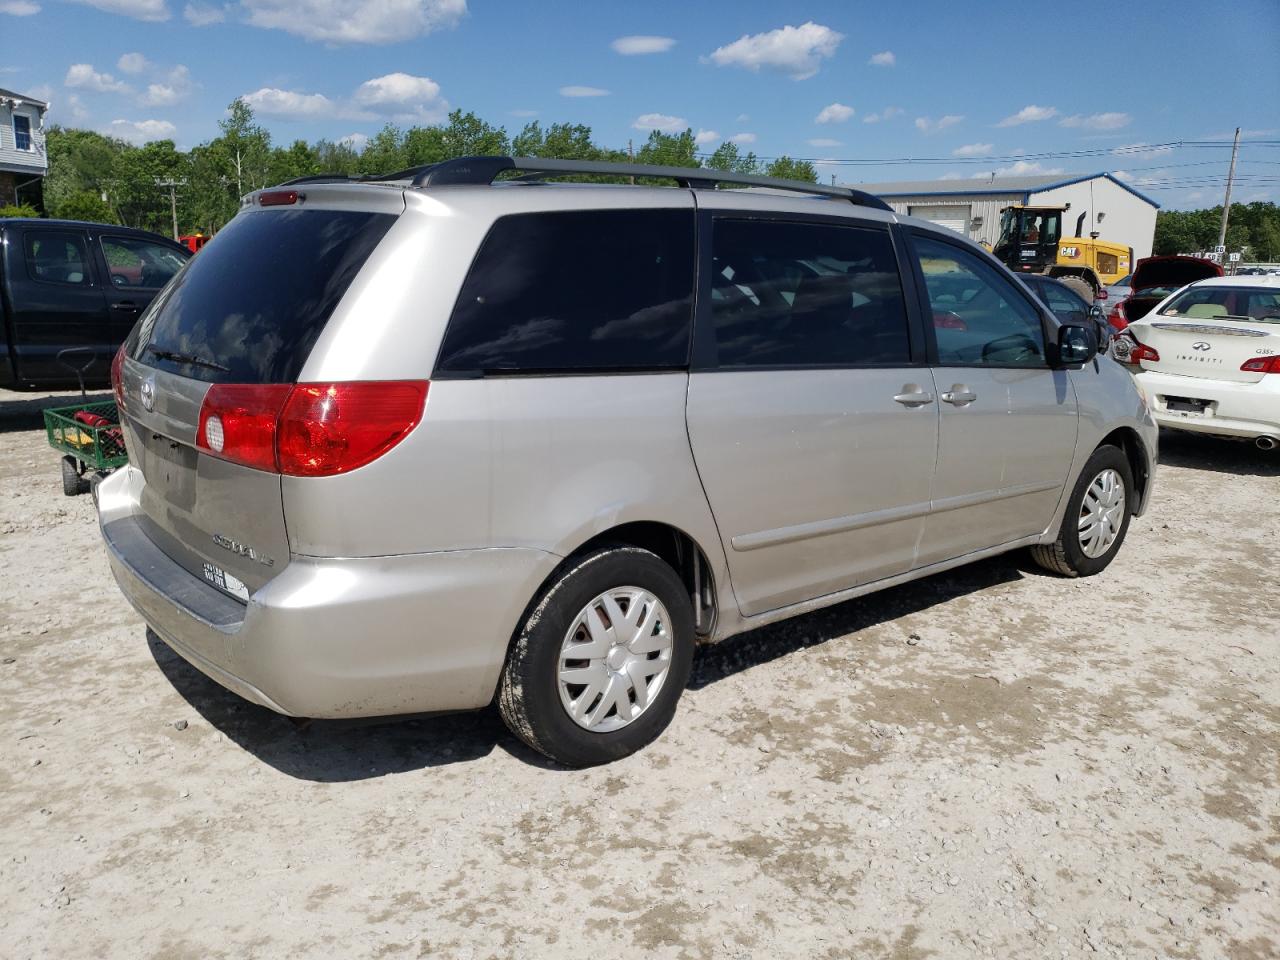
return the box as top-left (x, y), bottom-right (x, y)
top-left (1135, 370), bottom-right (1280, 439)
top-left (97, 465), bottom-right (559, 718)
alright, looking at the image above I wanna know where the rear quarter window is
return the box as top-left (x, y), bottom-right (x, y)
top-left (132, 208), bottom-right (396, 383)
top-left (435, 209), bottom-right (695, 376)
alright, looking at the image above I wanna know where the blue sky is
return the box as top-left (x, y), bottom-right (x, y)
top-left (3, 0), bottom-right (1278, 209)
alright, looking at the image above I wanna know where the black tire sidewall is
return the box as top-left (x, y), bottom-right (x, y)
top-left (1058, 446), bottom-right (1134, 576)
top-left (504, 547), bottom-right (695, 767)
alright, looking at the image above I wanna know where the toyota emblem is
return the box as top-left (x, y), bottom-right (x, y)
top-left (140, 376), bottom-right (156, 412)
top-left (1191, 341), bottom-right (1211, 351)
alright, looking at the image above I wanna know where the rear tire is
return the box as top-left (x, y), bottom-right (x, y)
top-left (1031, 445), bottom-right (1134, 577)
top-left (1057, 275), bottom-right (1096, 303)
top-left (498, 546), bottom-right (695, 767)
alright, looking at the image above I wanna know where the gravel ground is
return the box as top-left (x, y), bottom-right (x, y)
top-left (2, 389), bottom-right (1277, 960)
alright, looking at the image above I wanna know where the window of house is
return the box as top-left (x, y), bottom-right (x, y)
top-left (13, 115), bottom-right (32, 151)
top-left (707, 219), bottom-right (911, 368)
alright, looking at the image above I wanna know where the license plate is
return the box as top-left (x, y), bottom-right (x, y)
top-left (1164, 396), bottom-right (1210, 416)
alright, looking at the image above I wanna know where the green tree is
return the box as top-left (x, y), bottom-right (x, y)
top-left (109, 139), bottom-right (188, 234)
top-left (704, 141), bottom-right (761, 179)
top-left (269, 139), bottom-right (322, 185)
top-left (636, 129), bottom-right (698, 169)
top-left (0, 203), bottom-right (41, 218)
top-left (53, 191), bottom-right (115, 223)
top-left (439, 110), bottom-right (510, 158)
top-left (764, 156), bottom-right (818, 183)
top-left (43, 126), bottom-right (128, 217)
top-left (357, 124), bottom-right (407, 176)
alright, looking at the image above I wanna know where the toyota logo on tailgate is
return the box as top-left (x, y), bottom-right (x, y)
top-left (140, 376), bottom-right (156, 411)
top-left (1192, 341), bottom-right (1211, 351)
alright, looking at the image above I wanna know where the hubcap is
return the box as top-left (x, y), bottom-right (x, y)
top-left (1078, 468), bottom-right (1126, 559)
top-left (557, 587), bottom-right (673, 733)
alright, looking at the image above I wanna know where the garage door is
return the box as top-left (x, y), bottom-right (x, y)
top-left (908, 204), bottom-right (971, 235)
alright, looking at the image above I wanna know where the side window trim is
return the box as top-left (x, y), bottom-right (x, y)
top-left (903, 227), bottom-right (1055, 370)
top-left (691, 210), bottom-right (920, 372)
top-left (21, 229), bottom-right (97, 288)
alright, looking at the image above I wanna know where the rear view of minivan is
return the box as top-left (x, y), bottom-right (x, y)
top-left (99, 157), bottom-right (1158, 766)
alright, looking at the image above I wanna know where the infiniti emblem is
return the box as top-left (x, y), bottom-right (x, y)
top-left (140, 376), bottom-right (156, 411)
top-left (1191, 341), bottom-right (1211, 351)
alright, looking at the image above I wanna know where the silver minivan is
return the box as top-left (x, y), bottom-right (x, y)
top-left (98, 157), bottom-right (1157, 766)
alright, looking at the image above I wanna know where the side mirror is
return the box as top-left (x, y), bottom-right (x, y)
top-left (1055, 323), bottom-right (1097, 366)
top-left (1089, 304), bottom-right (1105, 321)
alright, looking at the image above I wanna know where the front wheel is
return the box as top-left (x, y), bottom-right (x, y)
top-left (1031, 445), bottom-right (1134, 577)
top-left (498, 546), bottom-right (695, 767)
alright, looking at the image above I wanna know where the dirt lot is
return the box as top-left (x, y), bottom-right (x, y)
top-left (1, 389), bottom-right (1277, 960)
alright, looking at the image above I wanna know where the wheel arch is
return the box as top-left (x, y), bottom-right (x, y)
top-left (1049, 265), bottom-right (1101, 291)
top-left (1099, 426), bottom-right (1153, 514)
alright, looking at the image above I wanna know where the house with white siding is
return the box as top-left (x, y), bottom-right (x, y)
top-left (0, 87), bottom-right (48, 208)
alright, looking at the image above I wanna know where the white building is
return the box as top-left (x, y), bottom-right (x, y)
top-left (852, 172), bottom-right (1160, 262)
top-left (0, 87), bottom-right (49, 208)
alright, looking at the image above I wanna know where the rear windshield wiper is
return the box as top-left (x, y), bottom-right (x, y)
top-left (145, 345), bottom-right (231, 372)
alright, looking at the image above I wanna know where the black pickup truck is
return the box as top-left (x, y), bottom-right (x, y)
top-left (0, 218), bottom-right (190, 390)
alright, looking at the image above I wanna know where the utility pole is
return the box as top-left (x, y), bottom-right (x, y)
top-left (1216, 127), bottom-right (1241, 255)
top-left (155, 177), bottom-right (186, 241)
top-left (628, 139), bottom-right (634, 185)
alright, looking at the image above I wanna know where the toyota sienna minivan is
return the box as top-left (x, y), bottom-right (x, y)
top-left (98, 156), bottom-right (1157, 766)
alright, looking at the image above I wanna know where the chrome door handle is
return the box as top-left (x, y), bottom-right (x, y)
top-left (941, 386), bottom-right (977, 406)
top-left (893, 385), bottom-right (935, 407)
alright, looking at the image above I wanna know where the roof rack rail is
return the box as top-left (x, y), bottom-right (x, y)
top-left (388, 155), bottom-right (890, 211)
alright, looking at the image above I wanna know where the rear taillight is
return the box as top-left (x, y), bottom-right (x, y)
top-left (258, 190), bottom-right (299, 207)
top-left (195, 381), bottom-right (428, 476)
top-left (1128, 341), bottom-right (1160, 364)
top-left (111, 345), bottom-right (126, 410)
top-left (1114, 333), bottom-right (1159, 366)
top-left (1241, 355), bottom-right (1280, 374)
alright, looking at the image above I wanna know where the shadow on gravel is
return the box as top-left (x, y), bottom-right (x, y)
top-left (690, 553), bottom-right (1025, 689)
top-left (0, 390), bottom-right (114, 433)
top-left (1156, 428), bottom-right (1280, 478)
top-left (148, 554), bottom-right (1027, 777)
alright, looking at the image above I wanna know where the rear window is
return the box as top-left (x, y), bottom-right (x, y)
top-left (131, 208), bottom-right (396, 383)
top-left (435, 209), bottom-right (694, 376)
top-left (1159, 286), bottom-right (1280, 323)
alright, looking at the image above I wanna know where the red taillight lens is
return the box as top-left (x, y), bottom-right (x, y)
top-left (1241, 355), bottom-right (1280, 374)
top-left (111, 345), bottom-right (127, 410)
top-left (1128, 341), bottom-right (1160, 364)
top-left (195, 381), bottom-right (428, 476)
top-left (259, 190), bottom-right (299, 206)
top-left (277, 381), bottom-right (428, 477)
top-left (196, 383), bottom-right (293, 472)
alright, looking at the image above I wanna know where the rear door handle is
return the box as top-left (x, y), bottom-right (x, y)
top-left (112, 302), bottom-right (140, 313)
top-left (941, 385), bottom-right (977, 406)
top-left (893, 384), bottom-right (935, 407)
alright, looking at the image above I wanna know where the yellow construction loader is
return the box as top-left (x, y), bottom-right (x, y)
top-left (992, 204), bottom-right (1133, 301)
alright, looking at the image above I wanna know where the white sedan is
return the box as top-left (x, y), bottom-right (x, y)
top-left (1113, 275), bottom-right (1280, 450)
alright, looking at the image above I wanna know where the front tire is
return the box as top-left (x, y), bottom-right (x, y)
top-left (498, 546), bottom-right (695, 767)
top-left (1031, 445), bottom-right (1134, 577)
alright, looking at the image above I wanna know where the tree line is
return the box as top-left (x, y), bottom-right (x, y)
top-left (1154, 202), bottom-right (1280, 261)
top-left (2, 99), bottom-right (817, 237)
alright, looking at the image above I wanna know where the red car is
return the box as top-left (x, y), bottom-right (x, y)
top-left (1108, 255), bottom-right (1223, 331)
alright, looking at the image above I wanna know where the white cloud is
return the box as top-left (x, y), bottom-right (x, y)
top-left (952, 142), bottom-right (993, 157)
top-left (65, 63), bottom-right (132, 95)
top-left (815, 102), bottom-right (854, 124)
top-left (183, 2), bottom-right (224, 23)
top-left (71, 0), bottom-right (169, 20)
top-left (142, 65), bottom-right (194, 107)
top-left (939, 172), bottom-right (965, 181)
top-left (339, 132), bottom-right (369, 151)
top-left (807, 138), bottom-right (841, 147)
top-left (353, 72), bottom-right (448, 122)
top-left (108, 118), bottom-right (177, 143)
top-left (1060, 111), bottom-right (1131, 130)
top-left (864, 106), bottom-right (902, 124)
top-left (735, 113), bottom-right (750, 123)
top-left (242, 0), bottom-right (465, 44)
top-left (242, 87), bottom-right (336, 118)
top-left (611, 35), bottom-right (675, 55)
top-left (729, 132), bottom-right (757, 144)
top-left (65, 94), bottom-right (89, 122)
top-left (632, 113), bottom-right (686, 133)
top-left (694, 129), bottom-right (719, 146)
top-left (117, 53), bottom-right (148, 74)
top-left (996, 104), bottom-right (1058, 127)
top-left (868, 50), bottom-right (895, 66)
top-left (0, 1), bottom-right (41, 15)
top-left (1113, 167), bottom-right (1168, 187)
top-left (972, 159), bottom-right (1063, 178)
top-left (559, 85), bottom-right (609, 98)
top-left (915, 114), bottom-right (963, 134)
top-left (707, 21), bottom-right (843, 80)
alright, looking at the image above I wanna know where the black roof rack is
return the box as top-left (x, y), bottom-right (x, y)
top-left (384, 156), bottom-right (890, 211)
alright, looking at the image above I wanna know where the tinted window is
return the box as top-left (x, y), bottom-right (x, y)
top-left (101, 236), bottom-right (187, 289)
top-left (436, 209), bottom-right (694, 375)
top-left (915, 235), bottom-right (1046, 367)
top-left (709, 219), bottom-right (910, 367)
top-left (132, 208), bottom-right (396, 383)
top-left (1034, 279), bottom-right (1090, 325)
top-left (25, 231), bottom-right (92, 286)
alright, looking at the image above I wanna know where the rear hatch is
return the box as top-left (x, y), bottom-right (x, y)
top-left (1122, 256), bottom-right (1223, 324)
top-left (117, 192), bottom-right (401, 600)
